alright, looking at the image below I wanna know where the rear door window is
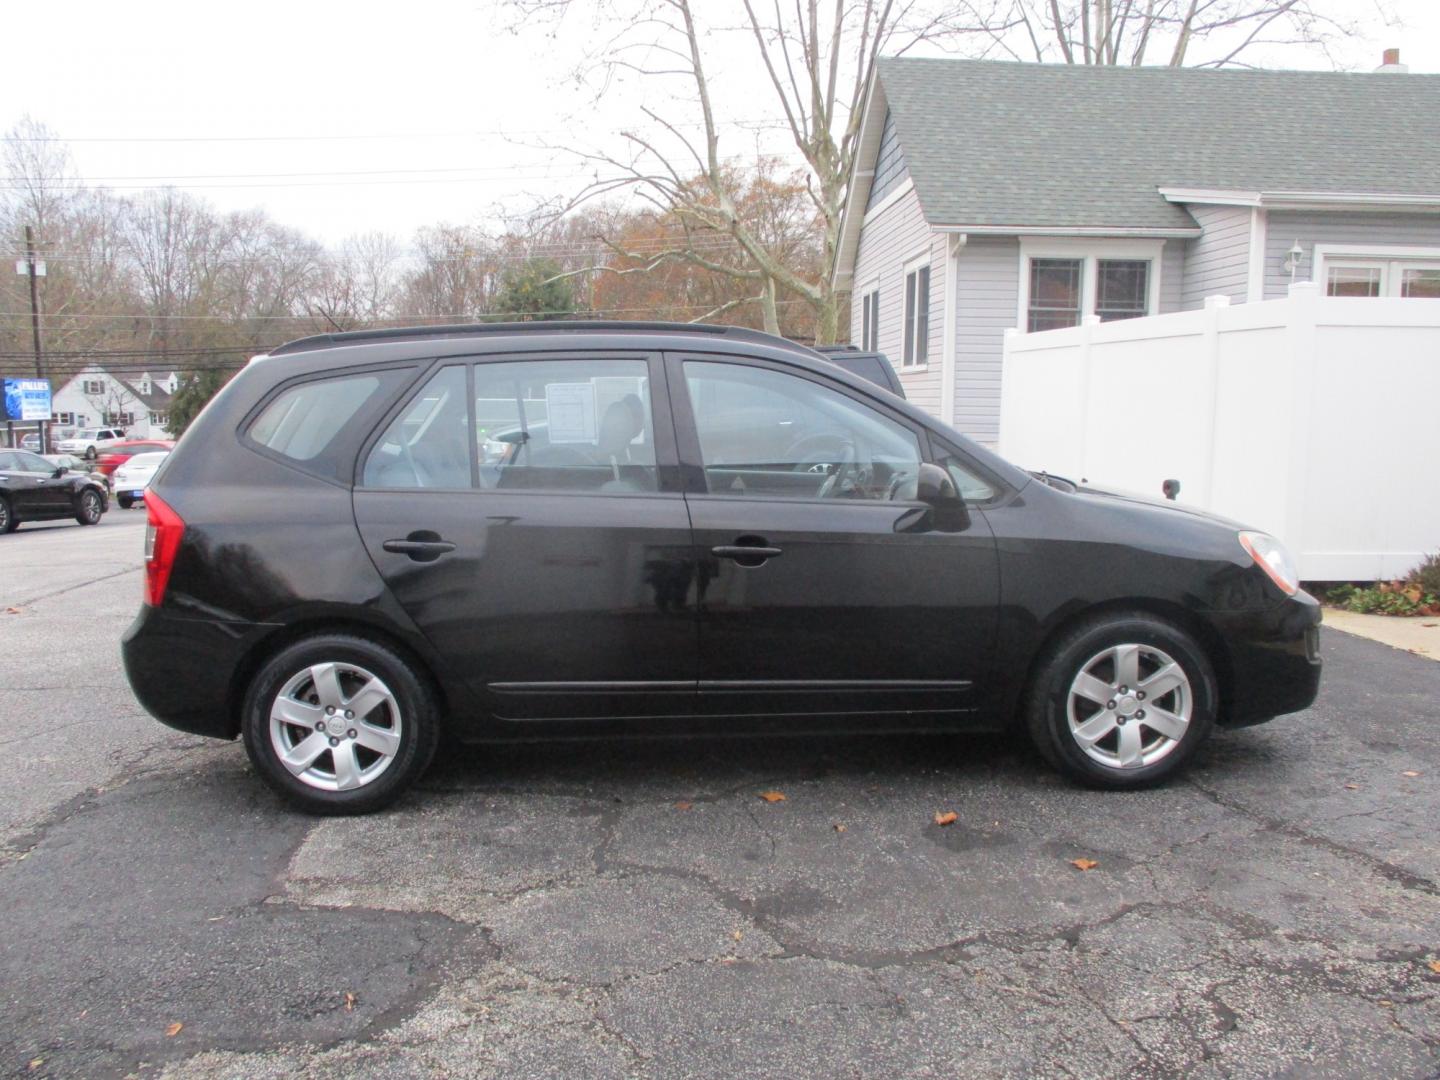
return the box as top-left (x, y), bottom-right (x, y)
top-left (475, 359), bottom-right (657, 493)
top-left (362, 366), bottom-right (471, 489)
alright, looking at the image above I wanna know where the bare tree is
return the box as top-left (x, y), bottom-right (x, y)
top-left (509, 0), bottom-right (970, 342)
top-left (951, 0), bottom-right (1373, 67)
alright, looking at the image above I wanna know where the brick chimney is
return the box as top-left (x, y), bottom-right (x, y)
top-left (1375, 48), bottom-right (1409, 74)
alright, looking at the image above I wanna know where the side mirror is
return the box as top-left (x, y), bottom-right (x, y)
top-left (52, 466), bottom-right (68, 478)
top-left (915, 462), bottom-right (960, 506)
top-left (901, 462), bottom-right (969, 533)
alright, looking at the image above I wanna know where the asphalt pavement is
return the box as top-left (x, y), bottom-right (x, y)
top-left (1, 509), bottom-right (1437, 1078)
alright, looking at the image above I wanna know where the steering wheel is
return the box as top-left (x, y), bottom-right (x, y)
top-left (884, 470), bottom-right (916, 502)
top-left (786, 433), bottom-right (855, 473)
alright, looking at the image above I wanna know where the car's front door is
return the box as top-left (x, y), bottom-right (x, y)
top-left (352, 353), bottom-right (697, 724)
top-left (14, 452), bottom-right (74, 516)
top-left (668, 354), bottom-right (1000, 721)
top-left (0, 452), bottom-right (43, 516)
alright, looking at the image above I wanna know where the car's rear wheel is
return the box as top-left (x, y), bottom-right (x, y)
top-left (1024, 612), bottom-right (1217, 789)
top-left (75, 489), bottom-right (103, 525)
top-left (242, 634), bottom-right (441, 814)
top-left (84, 446), bottom-right (97, 461)
top-left (117, 495), bottom-right (133, 509)
top-left (0, 495), bottom-right (15, 534)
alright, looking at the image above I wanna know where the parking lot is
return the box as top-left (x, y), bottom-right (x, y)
top-left (0, 510), bottom-right (1437, 1078)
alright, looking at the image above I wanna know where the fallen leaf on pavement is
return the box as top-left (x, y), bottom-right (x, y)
top-left (165, 1022), bottom-right (183, 1037)
top-left (1402, 771), bottom-right (1421, 778)
top-left (1344, 783), bottom-right (1360, 790)
top-left (674, 801), bottom-right (693, 811)
top-left (1070, 858), bottom-right (1099, 871)
top-left (732, 929), bottom-right (743, 942)
top-left (759, 791), bottom-right (786, 803)
top-left (344, 992), bottom-right (357, 1011)
top-left (833, 823), bottom-right (846, 833)
top-left (934, 811), bottom-right (958, 826)
top-left (1428, 960), bottom-right (1440, 974)
top-left (4, 607), bottom-right (21, 615)
top-left (27, 1060), bottom-right (42, 1071)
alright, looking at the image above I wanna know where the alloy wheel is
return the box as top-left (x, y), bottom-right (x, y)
top-left (268, 662), bottom-right (403, 792)
top-left (80, 491), bottom-right (102, 523)
top-left (1065, 643), bottom-right (1192, 770)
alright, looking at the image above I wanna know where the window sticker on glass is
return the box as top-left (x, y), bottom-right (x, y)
top-left (545, 382), bottom-right (598, 443)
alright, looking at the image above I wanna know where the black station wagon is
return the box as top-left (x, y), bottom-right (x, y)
top-left (122, 322), bottom-right (1321, 813)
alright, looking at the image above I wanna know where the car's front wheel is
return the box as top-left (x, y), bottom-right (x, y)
top-left (242, 634), bottom-right (441, 814)
top-left (0, 495), bottom-right (15, 534)
top-left (1024, 612), bottom-right (1217, 789)
top-left (75, 489), bottom-right (104, 525)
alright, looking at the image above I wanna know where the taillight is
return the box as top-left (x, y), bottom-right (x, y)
top-left (144, 491), bottom-right (185, 607)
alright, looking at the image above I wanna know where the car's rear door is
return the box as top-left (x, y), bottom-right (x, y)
top-left (352, 352), bottom-right (697, 723)
top-left (667, 353), bottom-right (999, 721)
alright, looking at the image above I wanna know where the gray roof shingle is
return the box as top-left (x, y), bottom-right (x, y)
top-left (876, 57), bottom-right (1440, 230)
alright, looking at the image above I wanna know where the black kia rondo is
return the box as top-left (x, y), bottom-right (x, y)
top-left (122, 322), bottom-right (1321, 813)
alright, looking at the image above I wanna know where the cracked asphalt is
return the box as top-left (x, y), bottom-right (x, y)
top-left (1, 511), bottom-right (1438, 1078)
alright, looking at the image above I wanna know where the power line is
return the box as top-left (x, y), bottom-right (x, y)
top-left (0, 120), bottom-right (794, 144)
top-left (0, 299), bottom-right (804, 322)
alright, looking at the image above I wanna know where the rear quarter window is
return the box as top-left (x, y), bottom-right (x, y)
top-left (245, 367), bottom-right (415, 482)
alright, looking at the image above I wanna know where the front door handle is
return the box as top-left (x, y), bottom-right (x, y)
top-left (383, 532), bottom-right (456, 563)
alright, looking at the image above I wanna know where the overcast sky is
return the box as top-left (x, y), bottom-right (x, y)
top-left (2, 0), bottom-right (1435, 246)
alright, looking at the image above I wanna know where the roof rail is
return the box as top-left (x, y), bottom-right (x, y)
top-left (269, 320), bottom-right (816, 357)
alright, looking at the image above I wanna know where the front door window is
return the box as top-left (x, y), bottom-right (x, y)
top-left (682, 361), bottom-right (921, 501)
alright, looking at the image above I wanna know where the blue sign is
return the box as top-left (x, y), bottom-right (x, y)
top-left (3, 378), bottom-right (52, 422)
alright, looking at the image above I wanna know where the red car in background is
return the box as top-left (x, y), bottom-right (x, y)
top-left (95, 440), bottom-right (175, 477)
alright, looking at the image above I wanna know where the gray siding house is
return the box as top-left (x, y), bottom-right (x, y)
top-left (832, 54), bottom-right (1440, 442)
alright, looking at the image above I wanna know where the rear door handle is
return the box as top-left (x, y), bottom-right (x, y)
top-left (711, 541), bottom-right (783, 567)
top-left (383, 534), bottom-right (456, 563)
top-left (711, 545), bottom-right (783, 559)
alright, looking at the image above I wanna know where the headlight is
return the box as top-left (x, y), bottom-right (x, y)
top-left (1238, 531), bottom-right (1299, 596)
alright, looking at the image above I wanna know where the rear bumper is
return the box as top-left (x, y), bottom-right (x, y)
top-left (121, 605), bottom-right (278, 739)
top-left (1216, 592), bottom-right (1323, 728)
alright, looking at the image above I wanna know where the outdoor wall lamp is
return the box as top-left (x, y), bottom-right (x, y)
top-left (1284, 241), bottom-right (1304, 280)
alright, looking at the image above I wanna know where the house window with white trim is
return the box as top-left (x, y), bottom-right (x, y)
top-left (51, 412), bottom-right (74, 426)
top-left (1324, 255), bottom-right (1440, 298)
top-left (1028, 258), bottom-right (1083, 331)
top-left (83, 378), bottom-right (105, 395)
top-left (1020, 240), bottom-right (1162, 333)
top-left (1095, 260), bottom-right (1151, 321)
top-left (150, 411), bottom-right (169, 428)
top-left (902, 264), bottom-right (929, 366)
top-left (859, 288), bottom-right (879, 351)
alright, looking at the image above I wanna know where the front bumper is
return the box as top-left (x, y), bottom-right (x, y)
top-left (122, 605), bottom-right (278, 739)
top-left (1216, 592), bottom-right (1323, 727)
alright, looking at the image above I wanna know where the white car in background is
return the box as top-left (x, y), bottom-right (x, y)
top-left (57, 427), bottom-right (128, 459)
top-left (112, 451), bottom-right (169, 509)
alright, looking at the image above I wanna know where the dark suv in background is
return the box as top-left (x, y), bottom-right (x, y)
top-left (122, 322), bottom-right (1320, 813)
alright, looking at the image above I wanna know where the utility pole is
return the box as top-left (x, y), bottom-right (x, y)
top-left (21, 225), bottom-right (47, 452)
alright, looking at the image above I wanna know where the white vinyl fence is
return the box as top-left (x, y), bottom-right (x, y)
top-left (998, 282), bottom-right (1440, 580)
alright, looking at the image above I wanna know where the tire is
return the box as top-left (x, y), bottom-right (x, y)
top-left (0, 495), bottom-right (15, 534)
top-left (1023, 611), bottom-right (1217, 790)
top-left (84, 446), bottom-right (97, 461)
top-left (242, 634), bottom-right (441, 814)
top-left (75, 488), bottom-right (104, 526)
top-left (118, 496), bottom-right (133, 510)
